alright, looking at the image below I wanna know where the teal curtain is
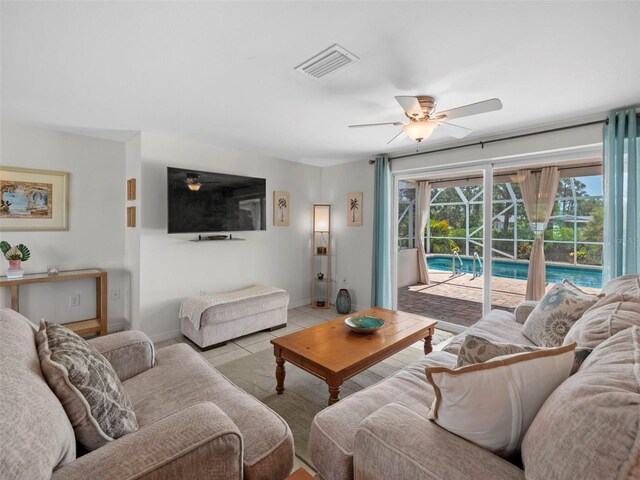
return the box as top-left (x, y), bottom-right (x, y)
top-left (371, 154), bottom-right (391, 308)
top-left (603, 109), bottom-right (640, 281)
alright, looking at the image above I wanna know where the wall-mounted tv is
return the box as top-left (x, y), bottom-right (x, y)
top-left (167, 167), bottom-right (266, 234)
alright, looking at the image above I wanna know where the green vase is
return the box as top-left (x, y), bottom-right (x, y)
top-left (336, 288), bottom-right (351, 314)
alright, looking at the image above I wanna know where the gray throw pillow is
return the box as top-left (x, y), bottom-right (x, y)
top-left (456, 334), bottom-right (591, 375)
top-left (522, 280), bottom-right (602, 347)
top-left (36, 321), bottom-right (138, 450)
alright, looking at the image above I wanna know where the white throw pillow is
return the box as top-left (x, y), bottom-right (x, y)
top-left (426, 343), bottom-right (576, 457)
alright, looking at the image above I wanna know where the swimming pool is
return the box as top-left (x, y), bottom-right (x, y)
top-left (426, 255), bottom-right (603, 289)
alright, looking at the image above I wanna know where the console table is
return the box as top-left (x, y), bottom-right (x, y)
top-left (0, 268), bottom-right (108, 336)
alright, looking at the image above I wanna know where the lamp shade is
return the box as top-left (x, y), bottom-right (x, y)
top-left (403, 121), bottom-right (437, 142)
top-left (314, 205), bottom-right (330, 232)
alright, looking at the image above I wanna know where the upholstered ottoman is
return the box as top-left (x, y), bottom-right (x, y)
top-left (180, 284), bottom-right (289, 349)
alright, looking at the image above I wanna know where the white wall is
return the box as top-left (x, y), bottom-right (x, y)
top-left (322, 159), bottom-right (374, 310)
top-left (0, 123), bottom-right (127, 330)
top-left (136, 132), bottom-right (322, 340)
top-left (398, 248), bottom-right (419, 288)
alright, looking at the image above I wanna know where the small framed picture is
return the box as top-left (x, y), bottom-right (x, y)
top-left (273, 191), bottom-right (290, 226)
top-left (0, 167), bottom-right (69, 231)
top-left (347, 192), bottom-right (362, 226)
top-left (127, 178), bottom-right (137, 200)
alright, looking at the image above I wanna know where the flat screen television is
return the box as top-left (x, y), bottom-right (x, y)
top-left (167, 167), bottom-right (266, 233)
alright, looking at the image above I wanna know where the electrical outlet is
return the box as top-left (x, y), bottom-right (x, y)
top-left (110, 289), bottom-right (121, 301)
top-left (69, 294), bottom-right (80, 307)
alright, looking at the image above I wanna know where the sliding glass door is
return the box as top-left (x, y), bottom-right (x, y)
top-left (396, 170), bottom-right (488, 331)
top-left (394, 160), bottom-right (603, 330)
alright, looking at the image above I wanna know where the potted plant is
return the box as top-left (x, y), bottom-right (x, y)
top-left (0, 241), bottom-right (30, 279)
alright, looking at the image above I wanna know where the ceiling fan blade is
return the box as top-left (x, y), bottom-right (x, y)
top-left (436, 121), bottom-right (472, 139)
top-left (395, 96), bottom-right (424, 118)
top-left (348, 121), bottom-right (404, 128)
top-left (386, 130), bottom-right (406, 144)
top-left (434, 98), bottom-right (502, 121)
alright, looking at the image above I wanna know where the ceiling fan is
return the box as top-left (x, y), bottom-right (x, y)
top-left (349, 96), bottom-right (503, 144)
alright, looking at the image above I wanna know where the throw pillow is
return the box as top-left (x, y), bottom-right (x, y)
top-left (426, 343), bottom-right (576, 457)
top-left (36, 321), bottom-right (138, 451)
top-left (456, 334), bottom-right (591, 374)
top-left (600, 273), bottom-right (640, 297)
top-left (522, 280), bottom-right (602, 346)
top-left (562, 293), bottom-right (640, 349)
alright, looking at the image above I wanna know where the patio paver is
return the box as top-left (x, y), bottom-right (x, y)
top-left (398, 269), bottom-right (598, 328)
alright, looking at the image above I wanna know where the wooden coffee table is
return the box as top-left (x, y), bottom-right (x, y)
top-left (270, 307), bottom-right (437, 405)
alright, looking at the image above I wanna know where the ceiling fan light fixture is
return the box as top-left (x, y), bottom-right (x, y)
top-left (403, 121), bottom-right (437, 143)
top-left (186, 173), bottom-right (201, 191)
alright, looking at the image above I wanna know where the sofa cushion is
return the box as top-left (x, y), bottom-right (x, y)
top-left (522, 326), bottom-right (640, 480)
top-left (443, 309), bottom-right (533, 356)
top-left (36, 321), bottom-right (138, 451)
top-left (309, 351), bottom-right (456, 480)
top-left (0, 309), bottom-right (76, 479)
top-left (123, 343), bottom-right (293, 480)
top-left (522, 281), bottom-right (601, 346)
top-left (426, 344), bottom-right (575, 457)
top-left (456, 334), bottom-right (591, 374)
top-left (601, 273), bottom-right (640, 297)
top-left (563, 293), bottom-right (640, 349)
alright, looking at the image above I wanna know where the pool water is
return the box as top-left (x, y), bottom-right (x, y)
top-left (426, 255), bottom-right (603, 289)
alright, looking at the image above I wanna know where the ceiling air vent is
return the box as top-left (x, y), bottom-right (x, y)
top-left (295, 44), bottom-right (359, 79)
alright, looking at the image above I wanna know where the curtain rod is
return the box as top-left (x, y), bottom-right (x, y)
top-left (368, 118), bottom-right (607, 164)
top-left (407, 162), bottom-right (603, 186)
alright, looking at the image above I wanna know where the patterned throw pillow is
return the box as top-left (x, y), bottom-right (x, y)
top-left (456, 334), bottom-right (591, 374)
top-left (523, 280), bottom-right (602, 347)
top-left (36, 321), bottom-right (138, 451)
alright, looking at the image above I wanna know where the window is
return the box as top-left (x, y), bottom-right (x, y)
top-left (404, 173), bottom-right (603, 266)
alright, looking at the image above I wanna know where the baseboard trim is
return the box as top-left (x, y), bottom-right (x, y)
top-left (288, 298), bottom-right (312, 309)
top-left (107, 318), bottom-right (128, 334)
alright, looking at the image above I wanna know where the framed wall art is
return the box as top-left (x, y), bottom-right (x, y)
top-left (0, 167), bottom-right (69, 231)
top-left (347, 192), bottom-right (362, 226)
top-left (273, 191), bottom-right (290, 226)
top-left (127, 178), bottom-right (137, 200)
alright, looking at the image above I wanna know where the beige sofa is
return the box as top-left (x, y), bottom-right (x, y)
top-left (0, 308), bottom-right (294, 480)
top-left (308, 275), bottom-right (640, 480)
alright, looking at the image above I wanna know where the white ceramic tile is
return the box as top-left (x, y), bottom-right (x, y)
top-left (310, 308), bottom-right (341, 320)
top-left (270, 323), bottom-right (304, 337)
top-left (289, 314), bottom-right (326, 328)
top-left (232, 331), bottom-right (275, 347)
top-left (243, 339), bottom-right (274, 354)
top-left (198, 342), bottom-right (242, 359)
top-left (206, 348), bottom-right (251, 367)
top-left (287, 308), bottom-right (305, 318)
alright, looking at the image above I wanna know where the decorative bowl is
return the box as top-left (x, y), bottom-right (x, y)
top-left (344, 316), bottom-right (385, 333)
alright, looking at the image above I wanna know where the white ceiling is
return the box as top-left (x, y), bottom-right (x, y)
top-left (2, 1), bottom-right (639, 167)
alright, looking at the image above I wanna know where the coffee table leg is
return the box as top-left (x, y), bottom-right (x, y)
top-left (327, 378), bottom-right (342, 406)
top-left (424, 334), bottom-right (433, 354)
top-left (276, 357), bottom-right (286, 394)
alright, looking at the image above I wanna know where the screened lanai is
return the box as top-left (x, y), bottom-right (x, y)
top-left (397, 162), bottom-right (604, 329)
